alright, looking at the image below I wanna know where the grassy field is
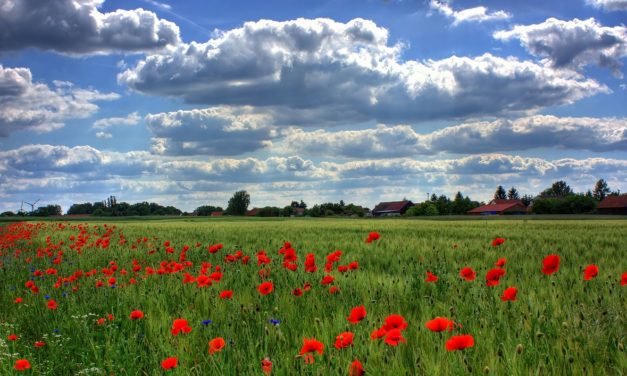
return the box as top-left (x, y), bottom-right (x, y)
top-left (0, 218), bottom-right (625, 375)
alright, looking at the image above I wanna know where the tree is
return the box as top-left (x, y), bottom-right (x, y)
top-left (521, 194), bottom-right (534, 207)
top-left (507, 187), bottom-right (520, 200)
top-left (541, 180), bottom-right (573, 198)
top-left (195, 205), bottom-right (223, 216)
top-left (494, 185), bottom-right (507, 200)
top-left (226, 190), bottom-right (250, 215)
top-left (593, 179), bottom-right (610, 201)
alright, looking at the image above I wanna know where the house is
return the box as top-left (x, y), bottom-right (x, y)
top-left (372, 200), bottom-right (413, 216)
top-left (467, 199), bottom-right (527, 215)
top-left (211, 211), bottom-right (223, 217)
top-left (597, 195), bottom-right (627, 215)
top-left (246, 208), bottom-right (261, 216)
top-left (293, 207), bottom-right (306, 216)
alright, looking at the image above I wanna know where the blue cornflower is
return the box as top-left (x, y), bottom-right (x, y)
top-left (269, 319), bottom-right (281, 326)
top-left (44, 295), bottom-right (50, 300)
top-left (202, 320), bottom-right (213, 326)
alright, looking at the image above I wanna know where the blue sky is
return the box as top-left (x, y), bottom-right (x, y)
top-left (1, 0), bottom-right (626, 213)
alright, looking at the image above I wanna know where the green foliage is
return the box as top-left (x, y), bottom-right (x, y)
top-left (69, 199), bottom-right (181, 216)
top-left (226, 190), bottom-right (250, 215)
top-left (540, 180), bottom-right (573, 198)
top-left (494, 185), bottom-right (507, 200)
top-left (593, 179), bottom-right (610, 201)
top-left (405, 193), bottom-right (480, 216)
top-left (531, 194), bottom-right (597, 214)
top-left (194, 205), bottom-right (224, 216)
top-left (31, 204), bottom-right (62, 217)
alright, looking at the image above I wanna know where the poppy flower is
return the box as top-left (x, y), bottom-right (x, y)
top-left (501, 287), bottom-right (518, 301)
top-left (445, 335), bottom-right (475, 351)
top-left (97, 318), bottom-right (106, 325)
top-left (459, 267), bottom-right (476, 281)
top-left (334, 331), bottom-right (354, 349)
top-left (542, 255), bottom-right (560, 275)
top-left (425, 317), bottom-right (455, 332)
top-left (161, 357), bottom-right (178, 370)
top-left (129, 310), bottom-right (144, 320)
top-left (622, 272), bottom-right (627, 286)
top-left (299, 338), bottom-right (324, 364)
top-left (491, 237), bottom-right (505, 247)
top-left (370, 327), bottom-right (387, 340)
top-left (209, 337), bottom-right (226, 354)
top-left (485, 268), bottom-right (506, 286)
top-left (34, 341), bottom-right (45, 348)
top-left (495, 258), bottom-right (507, 267)
top-left (382, 314), bottom-right (408, 331)
top-left (583, 264), bottom-right (598, 281)
top-left (14, 297), bottom-right (23, 304)
top-left (8, 334), bottom-right (19, 341)
top-left (349, 359), bottom-right (364, 376)
top-left (425, 271), bottom-right (438, 282)
top-left (261, 358), bottom-right (272, 375)
top-left (329, 286), bottom-right (340, 294)
top-left (14, 359), bottom-right (31, 371)
top-left (171, 318), bottom-right (192, 336)
top-left (321, 275), bottom-right (335, 285)
top-left (365, 231), bottom-right (380, 243)
top-left (347, 305), bottom-right (366, 324)
top-left (258, 281), bottom-right (274, 295)
top-left (384, 328), bottom-right (406, 346)
top-left (47, 299), bottom-right (58, 310)
top-left (219, 290), bottom-right (233, 299)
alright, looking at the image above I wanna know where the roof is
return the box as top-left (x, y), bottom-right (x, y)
top-left (211, 211), bottom-right (223, 216)
top-left (490, 199), bottom-right (524, 206)
top-left (597, 195), bottom-right (627, 209)
top-left (246, 208), bottom-right (260, 216)
top-left (468, 201), bottom-right (526, 213)
top-left (372, 200), bottom-right (413, 213)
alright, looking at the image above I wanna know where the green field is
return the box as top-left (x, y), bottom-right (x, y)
top-left (0, 218), bottom-right (625, 375)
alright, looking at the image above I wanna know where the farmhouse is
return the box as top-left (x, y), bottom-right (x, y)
top-left (372, 200), bottom-right (413, 216)
top-left (467, 199), bottom-right (527, 215)
top-left (246, 208), bottom-right (261, 216)
top-left (211, 211), bottom-right (223, 217)
top-left (596, 195), bottom-right (627, 215)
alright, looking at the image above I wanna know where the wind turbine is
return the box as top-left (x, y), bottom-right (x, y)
top-left (23, 199), bottom-right (40, 213)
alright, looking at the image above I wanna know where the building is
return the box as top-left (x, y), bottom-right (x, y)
top-left (211, 211), bottom-right (223, 217)
top-left (246, 208), bottom-right (261, 216)
top-left (467, 199), bottom-right (527, 215)
top-left (596, 195), bottom-right (627, 215)
top-left (292, 207), bottom-right (306, 216)
top-left (372, 200), bottom-right (413, 216)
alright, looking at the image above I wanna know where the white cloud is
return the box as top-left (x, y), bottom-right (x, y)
top-left (141, 0), bottom-right (171, 11)
top-left (586, 0), bottom-right (627, 11)
top-left (93, 112), bottom-right (141, 129)
top-left (96, 131), bottom-right (112, 139)
top-left (0, 65), bottom-right (119, 137)
top-left (0, 0), bottom-right (180, 55)
top-left (494, 18), bottom-right (627, 77)
top-left (279, 115), bottom-right (627, 157)
top-left (119, 18), bottom-right (607, 125)
top-left (429, 0), bottom-right (511, 26)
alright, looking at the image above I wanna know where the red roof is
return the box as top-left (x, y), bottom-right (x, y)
top-left (246, 208), bottom-right (260, 216)
top-left (372, 200), bottom-right (413, 213)
top-left (468, 200), bottom-right (526, 214)
top-left (597, 195), bottom-right (627, 209)
top-left (211, 211), bottom-right (223, 216)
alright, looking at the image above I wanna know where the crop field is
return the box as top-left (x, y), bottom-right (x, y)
top-left (0, 218), bottom-right (625, 375)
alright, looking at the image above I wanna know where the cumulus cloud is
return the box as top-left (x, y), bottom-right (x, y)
top-left (119, 18), bottom-right (607, 125)
top-left (0, 65), bottom-right (119, 136)
top-left (494, 18), bottom-right (627, 77)
top-left (0, 0), bottom-right (180, 55)
top-left (429, 0), bottom-right (511, 26)
top-left (95, 131), bottom-right (112, 139)
top-left (93, 112), bottom-right (141, 129)
top-left (279, 115), bottom-right (627, 157)
top-left (586, 0), bottom-right (627, 11)
top-left (145, 107), bottom-right (279, 155)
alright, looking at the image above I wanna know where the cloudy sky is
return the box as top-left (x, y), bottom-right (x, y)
top-left (1, 0), bottom-right (626, 213)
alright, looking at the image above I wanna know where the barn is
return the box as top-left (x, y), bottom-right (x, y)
top-left (467, 199), bottom-right (527, 215)
top-left (372, 200), bottom-right (413, 216)
top-left (596, 195), bottom-right (627, 215)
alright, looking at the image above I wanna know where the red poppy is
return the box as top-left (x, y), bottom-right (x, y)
top-left (382, 314), bottom-right (408, 331)
top-left (491, 237), bottom-right (505, 247)
top-left (292, 288), bottom-right (303, 297)
top-left (97, 318), bottom-right (106, 325)
top-left (347, 305), bottom-right (366, 324)
top-left (349, 359), bottom-right (364, 376)
top-left (329, 286), bottom-right (340, 294)
top-left (14, 359), bottom-right (31, 371)
top-left (445, 335), bottom-right (475, 351)
top-left (261, 358), bottom-right (272, 375)
top-left (425, 317), bottom-right (455, 332)
top-left (365, 231), bottom-right (380, 243)
top-left (129, 310), bottom-right (144, 320)
top-left (209, 337), bottom-right (226, 354)
top-left (384, 328), bottom-right (406, 346)
top-left (348, 261), bottom-right (359, 270)
top-left (171, 318), bottom-right (192, 336)
top-left (370, 327), bottom-right (387, 340)
top-left (583, 264), bottom-right (598, 281)
top-left (219, 290), bottom-right (233, 299)
top-left (303, 282), bottom-right (312, 291)
top-left (425, 271), bottom-right (438, 282)
top-left (299, 338), bottom-right (324, 364)
top-left (161, 357), bottom-right (178, 370)
top-left (622, 272), bottom-right (627, 286)
top-left (14, 297), bottom-right (23, 304)
top-left (47, 299), bottom-right (58, 310)
top-left (501, 287), bottom-right (518, 301)
top-left (485, 268), bottom-right (506, 286)
top-left (495, 258), bottom-right (507, 267)
top-left (34, 341), bottom-right (45, 348)
top-left (334, 331), bottom-right (354, 349)
top-left (258, 281), bottom-right (274, 295)
top-left (459, 267), bottom-right (476, 281)
top-left (542, 255), bottom-right (560, 275)
top-left (8, 334), bottom-right (18, 341)
top-left (321, 275), bottom-right (335, 285)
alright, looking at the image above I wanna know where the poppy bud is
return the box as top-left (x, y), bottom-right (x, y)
top-left (516, 344), bottom-right (524, 354)
top-left (484, 366), bottom-right (490, 373)
top-left (536, 332), bottom-right (544, 338)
